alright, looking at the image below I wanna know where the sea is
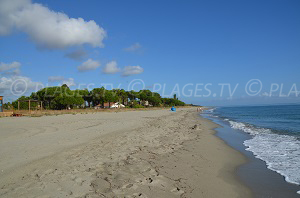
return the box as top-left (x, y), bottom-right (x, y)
top-left (206, 104), bottom-right (300, 195)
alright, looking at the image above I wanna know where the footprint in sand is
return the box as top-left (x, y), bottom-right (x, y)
top-left (133, 192), bottom-right (148, 198)
top-left (171, 187), bottom-right (185, 195)
top-left (90, 178), bottom-right (111, 193)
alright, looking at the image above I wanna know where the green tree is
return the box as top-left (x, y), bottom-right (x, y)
top-left (10, 84), bottom-right (185, 110)
top-left (75, 89), bottom-right (90, 108)
top-left (111, 89), bottom-right (129, 105)
top-left (12, 96), bottom-right (38, 110)
top-left (35, 85), bottom-right (84, 110)
top-left (91, 87), bottom-right (106, 106)
top-left (148, 96), bottom-right (161, 107)
top-left (104, 90), bottom-right (117, 108)
top-left (3, 102), bottom-right (12, 110)
top-left (128, 90), bottom-right (138, 101)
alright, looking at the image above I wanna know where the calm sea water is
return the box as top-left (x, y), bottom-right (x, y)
top-left (210, 104), bottom-right (300, 194)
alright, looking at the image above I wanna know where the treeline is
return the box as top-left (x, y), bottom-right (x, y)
top-left (5, 84), bottom-right (185, 110)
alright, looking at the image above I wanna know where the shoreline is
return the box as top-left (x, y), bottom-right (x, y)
top-left (0, 108), bottom-right (251, 197)
top-left (203, 111), bottom-right (300, 197)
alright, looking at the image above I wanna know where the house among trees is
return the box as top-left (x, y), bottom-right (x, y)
top-left (94, 102), bottom-right (125, 109)
top-left (6, 84), bottom-right (186, 111)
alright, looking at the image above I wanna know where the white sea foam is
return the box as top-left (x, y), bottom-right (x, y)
top-left (206, 108), bottom-right (216, 113)
top-left (229, 121), bottom-right (271, 135)
top-left (228, 120), bottom-right (300, 192)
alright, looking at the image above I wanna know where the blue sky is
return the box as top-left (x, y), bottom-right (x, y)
top-left (0, 0), bottom-right (299, 106)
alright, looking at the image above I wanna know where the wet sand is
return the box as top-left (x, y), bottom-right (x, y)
top-left (0, 108), bottom-right (251, 197)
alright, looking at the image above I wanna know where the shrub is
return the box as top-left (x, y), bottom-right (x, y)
top-left (133, 104), bottom-right (144, 108)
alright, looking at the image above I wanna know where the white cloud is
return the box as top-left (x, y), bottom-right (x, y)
top-left (77, 59), bottom-right (100, 72)
top-left (124, 43), bottom-right (141, 52)
top-left (0, 75), bottom-right (41, 96)
top-left (48, 76), bottom-right (65, 82)
top-left (0, 61), bottom-right (21, 72)
top-left (4, 68), bottom-right (21, 76)
top-left (48, 76), bottom-right (76, 87)
top-left (62, 78), bottom-right (76, 87)
top-left (13, 69), bottom-right (21, 75)
top-left (102, 61), bottom-right (121, 74)
top-left (122, 66), bottom-right (144, 76)
top-left (0, 0), bottom-right (106, 49)
top-left (0, 61), bottom-right (21, 76)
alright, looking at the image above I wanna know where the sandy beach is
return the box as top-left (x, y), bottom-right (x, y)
top-left (0, 108), bottom-right (252, 198)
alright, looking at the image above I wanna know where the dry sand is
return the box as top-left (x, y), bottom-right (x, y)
top-left (0, 108), bottom-right (252, 198)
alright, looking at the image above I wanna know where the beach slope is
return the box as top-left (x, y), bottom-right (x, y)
top-left (0, 108), bottom-right (251, 197)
